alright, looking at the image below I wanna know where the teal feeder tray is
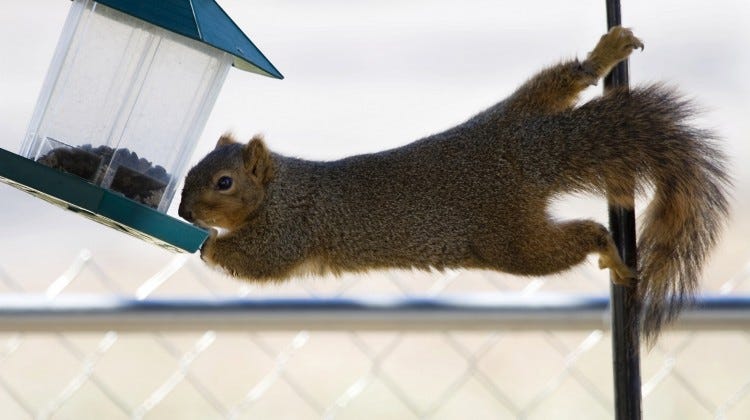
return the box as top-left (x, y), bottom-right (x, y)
top-left (1, 0), bottom-right (282, 252)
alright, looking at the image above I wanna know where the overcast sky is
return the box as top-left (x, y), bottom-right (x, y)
top-left (0, 0), bottom-right (748, 280)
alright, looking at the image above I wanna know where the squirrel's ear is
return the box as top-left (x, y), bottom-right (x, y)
top-left (243, 134), bottom-right (274, 184)
top-left (215, 133), bottom-right (238, 149)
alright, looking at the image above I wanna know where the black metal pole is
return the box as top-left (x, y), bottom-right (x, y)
top-left (604, 1), bottom-right (642, 419)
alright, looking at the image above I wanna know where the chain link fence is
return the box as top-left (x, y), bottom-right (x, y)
top-left (1, 250), bottom-right (750, 419)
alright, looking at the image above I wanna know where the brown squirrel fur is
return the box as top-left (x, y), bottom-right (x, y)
top-left (179, 27), bottom-right (730, 343)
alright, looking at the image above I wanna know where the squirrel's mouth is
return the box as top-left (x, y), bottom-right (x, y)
top-left (177, 203), bottom-right (212, 228)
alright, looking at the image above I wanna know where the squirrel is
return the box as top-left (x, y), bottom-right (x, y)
top-left (179, 27), bottom-right (730, 343)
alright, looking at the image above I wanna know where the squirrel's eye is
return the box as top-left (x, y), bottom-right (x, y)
top-left (216, 176), bottom-right (233, 191)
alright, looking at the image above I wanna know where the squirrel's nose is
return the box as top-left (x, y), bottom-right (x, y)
top-left (178, 201), bottom-right (193, 222)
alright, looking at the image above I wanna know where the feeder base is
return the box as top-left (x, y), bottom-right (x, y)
top-left (0, 147), bottom-right (207, 253)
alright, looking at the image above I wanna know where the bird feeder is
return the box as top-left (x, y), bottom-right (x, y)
top-left (0, 0), bottom-right (282, 252)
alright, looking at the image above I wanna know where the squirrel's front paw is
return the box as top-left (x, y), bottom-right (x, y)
top-left (585, 26), bottom-right (644, 77)
top-left (199, 228), bottom-right (219, 266)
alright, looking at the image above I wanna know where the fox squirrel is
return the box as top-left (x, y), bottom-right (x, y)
top-left (179, 27), bottom-right (730, 342)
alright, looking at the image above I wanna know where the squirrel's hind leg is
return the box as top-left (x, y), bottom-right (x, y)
top-left (502, 26), bottom-right (643, 116)
top-left (476, 219), bottom-right (635, 285)
top-left (559, 220), bottom-right (635, 286)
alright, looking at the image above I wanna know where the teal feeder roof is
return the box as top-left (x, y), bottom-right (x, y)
top-left (94, 0), bottom-right (283, 79)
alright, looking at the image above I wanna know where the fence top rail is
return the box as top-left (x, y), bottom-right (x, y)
top-left (0, 293), bottom-right (747, 332)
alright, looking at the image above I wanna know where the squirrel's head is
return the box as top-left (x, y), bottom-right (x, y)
top-left (179, 133), bottom-right (274, 230)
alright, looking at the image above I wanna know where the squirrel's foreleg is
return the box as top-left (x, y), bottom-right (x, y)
top-left (199, 228), bottom-right (221, 267)
top-left (199, 229), bottom-right (262, 279)
top-left (200, 227), bottom-right (308, 282)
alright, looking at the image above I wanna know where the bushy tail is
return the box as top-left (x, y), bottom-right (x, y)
top-left (631, 87), bottom-right (729, 344)
top-left (574, 84), bottom-right (731, 344)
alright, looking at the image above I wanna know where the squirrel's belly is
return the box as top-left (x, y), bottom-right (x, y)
top-left (286, 257), bottom-right (332, 278)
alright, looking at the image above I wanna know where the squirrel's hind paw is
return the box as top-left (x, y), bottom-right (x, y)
top-left (586, 26), bottom-right (644, 77)
top-left (598, 254), bottom-right (637, 287)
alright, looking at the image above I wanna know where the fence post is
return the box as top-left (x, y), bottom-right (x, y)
top-left (603, 1), bottom-right (642, 419)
